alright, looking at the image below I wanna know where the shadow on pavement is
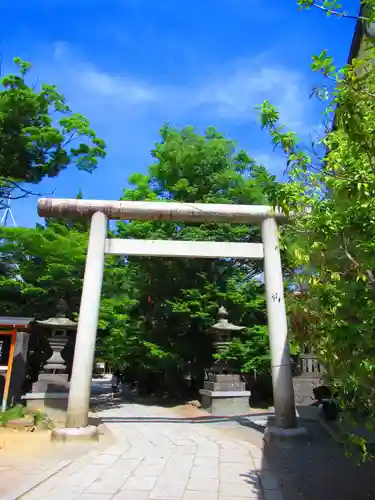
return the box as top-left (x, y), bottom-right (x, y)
top-left (91, 393), bottom-right (197, 411)
top-left (241, 413), bottom-right (375, 500)
top-left (242, 469), bottom-right (264, 500)
top-left (98, 413), bottom-right (272, 424)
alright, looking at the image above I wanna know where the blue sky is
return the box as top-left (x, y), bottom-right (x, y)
top-left (0, 0), bottom-right (359, 227)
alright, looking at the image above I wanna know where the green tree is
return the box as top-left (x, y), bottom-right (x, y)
top-left (0, 124), bottom-right (277, 401)
top-left (0, 212), bottom-right (135, 393)
top-left (101, 125), bottom-right (274, 397)
top-left (0, 220), bottom-right (88, 317)
top-left (0, 58), bottom-right (106, 204)
top-left (259, 0), bottom-right (375, 458)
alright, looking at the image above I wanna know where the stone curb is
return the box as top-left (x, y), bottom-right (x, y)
top-left (1, 460), bottom-right (72, 500)
top-left (317, 412), bottom-right (375, 447)
top-left (262, 489), bottom-right (284, 500)
top-left (257, 466), bottom-right (285, 500)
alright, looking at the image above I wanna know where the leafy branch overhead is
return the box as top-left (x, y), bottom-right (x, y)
top-left (298, 0), bottom-right (375, 21)
top-left (0, 57), bottom-right (106, 195)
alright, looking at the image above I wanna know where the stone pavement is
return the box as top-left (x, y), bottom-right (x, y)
top-left (13, 400), bottom-right (282, 500)
top-left (0, 439), bottom-right (107, 500)
top-left (4, 381), bottom-right (375, 500)
top-left (0, 455), bottom-right (69, 499)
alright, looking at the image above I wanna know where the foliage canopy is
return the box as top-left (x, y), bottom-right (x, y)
top-left (0, 58), bottom-right (106, 203)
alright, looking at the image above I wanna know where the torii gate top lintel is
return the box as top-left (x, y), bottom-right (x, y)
top-left (37, 198), bottom-right (288, 223)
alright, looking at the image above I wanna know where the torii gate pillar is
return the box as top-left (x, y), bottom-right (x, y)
top-left (262, 217), bottom-right (297, 429)
top-left (65, 211), bottom-right (108, 429)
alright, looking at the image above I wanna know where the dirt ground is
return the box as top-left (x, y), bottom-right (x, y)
top-left (161, 401), bottom-right (269, 419)
top-left (172, 403), bottom-right (210, 418)
top-left (0, 427), bottom-right (55, 459)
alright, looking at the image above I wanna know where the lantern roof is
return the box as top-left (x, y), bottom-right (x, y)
top-left (36, 299), bottom-right (77, 329)
top-left (207, 306), bottom-right (245, 333)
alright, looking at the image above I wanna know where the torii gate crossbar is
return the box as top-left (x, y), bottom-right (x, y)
top-left (38, 198), bottom-right (297, 432)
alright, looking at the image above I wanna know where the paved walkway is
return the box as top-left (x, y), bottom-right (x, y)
top-left (13, 398), bottom-right (281, 500)
top-left (4, 379), bottom-right (374, 499)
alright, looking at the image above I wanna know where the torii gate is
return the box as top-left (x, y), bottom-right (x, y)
top-left (38, 198), bottom-right (298, 436)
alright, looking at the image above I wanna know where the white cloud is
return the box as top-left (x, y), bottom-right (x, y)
top-left (194, 64), bottom-right (306, 127)
top-left (47, 41), bottom-right (310, 130)
top-left (80, 68), bottom-right (156, 102)
top-left (53, 41), bottom-right (157, 106)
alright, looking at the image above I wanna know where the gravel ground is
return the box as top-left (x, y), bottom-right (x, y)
top-left (264, 421), bottom-right (375, 500)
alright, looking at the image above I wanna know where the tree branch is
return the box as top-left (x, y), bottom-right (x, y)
top-left (310, 2), bottom-right (368, 21)
top-left (63, 131), bottom-right (77, 147)
top-left (341, 233), bottom-right (375, 285)
top-left (0, 178), bottom-right (56, 205)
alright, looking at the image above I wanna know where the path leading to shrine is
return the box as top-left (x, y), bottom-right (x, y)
top-left (2, 377), bottom-right (375, 500)
top-left (1, 377), bottom-right (279, 500)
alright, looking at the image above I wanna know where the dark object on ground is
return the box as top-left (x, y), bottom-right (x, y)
top-left (322, 400), bottom-right (339, 421)
top-left (313, 385), bottom-right (339, 421)
top-left (248, 373), bottom-right (273, 407)
top-left (313, 385), bottom-right (333, 401)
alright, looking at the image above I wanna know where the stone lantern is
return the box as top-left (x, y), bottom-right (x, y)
top-left (22, 299), bottom-right (78, 420)
top-left (199, 306), bottom-right (251, 416)
top-left (35, 299), bottom-right (76, 378)
top-left (207, 306), bottom-right (245, 373)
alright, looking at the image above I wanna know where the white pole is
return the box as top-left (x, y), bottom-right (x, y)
top-left (65, 211), bottom-right (107, 428)
top-left (261, 217), bottom-right (297, 429)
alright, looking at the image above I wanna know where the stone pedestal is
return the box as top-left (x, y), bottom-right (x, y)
top-left (264, 425), bottom-right (308, 444)
top-left (22, 392), bottom-right (68, 422)
top-left (22, 374), bottom-right (70, 422)
top-left (199, 374), bottom-right (250, 416)
top-left (51, 425), bottom-right (99, 443)
top-left (32, 373), bottom-right (70, 393)
top-left (22, 333), bottom-right (71, 421)
top-left (21, 300), bottom-right (77, 422)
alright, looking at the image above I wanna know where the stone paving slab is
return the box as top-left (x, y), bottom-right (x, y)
top-left (0, 459), bottom-right (71, 500)
top-left (0, 442), bottom-right (102, 500)
top-left (7, 400), bottom-right (284, 500)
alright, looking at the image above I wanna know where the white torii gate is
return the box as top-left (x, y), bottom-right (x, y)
top-left (38, 198), bottom-right (298, 434)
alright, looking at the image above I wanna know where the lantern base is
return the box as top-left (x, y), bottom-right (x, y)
top-left (204, 373), bottom-right (246, 391)
top-left (32, 373), bottom-right (70, 393)
top-left (199, 389), bottom-right (251, 416)
top-left (22, 392), bottom-right (69, 422)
